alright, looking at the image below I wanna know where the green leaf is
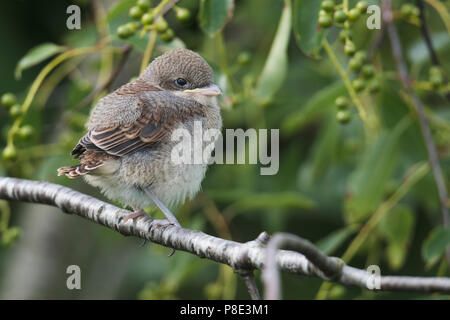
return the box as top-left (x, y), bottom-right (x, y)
top-left (281, 81), bottom-right (346, 135)
top-left (422, 226), bottom-right (450, 268)
top-left (15, 43), bottom-right (64, 79)
top-left (316, 227), bottom-right (354, 255)
top-left (106, 0), bottom-right (136, 22)
top-left (299, 113), bottom-right (339, 187)
top-left (254, 0), bottom-right (292, 106)
top-left (199, 0), bottom-right (234, 37)
top-left (345, 119), bottom-right (410, 223)
top-left (407, 32), bottom-right (450, 66)
top-left (293, 0), bottom-right (327, 58)
top-left (378, 205), bottom-right (415, 270)
top-left (228, 191), bottom-right (315, 213)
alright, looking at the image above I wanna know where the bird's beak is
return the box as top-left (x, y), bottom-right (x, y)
top-left (183, 84), bottom-right (222, 96)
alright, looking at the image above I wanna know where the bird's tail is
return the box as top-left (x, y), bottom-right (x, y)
top-left (57, 163), bottom-right (103, 179)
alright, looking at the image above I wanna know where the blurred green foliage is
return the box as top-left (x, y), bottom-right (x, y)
top-left (0, 0), bottom-right (449, 299)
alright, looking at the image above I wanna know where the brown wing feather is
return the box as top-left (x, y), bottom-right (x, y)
top-left (73, 93), bottom-right (206, 158)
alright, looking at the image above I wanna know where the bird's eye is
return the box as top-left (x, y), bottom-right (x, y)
top-left (175, 78), bottom-right (187, 87)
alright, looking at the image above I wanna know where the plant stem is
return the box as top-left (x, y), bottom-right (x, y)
top-left (140, 30), bottom-right (157, 74)
top-left (6, 43), bottom-right (107, 147)
top-left (322, 39), bottom-right (370, 127)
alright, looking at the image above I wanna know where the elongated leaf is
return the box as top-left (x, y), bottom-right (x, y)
top-left (254, 0), bottom-right (292, 106)
top-left (281, 81), bottom-right (346, 135)
top-left (345, 119), bottom-right (410, 223)
top-left (316, 227), bottom-right (354, 255)
top-left (378, 205), bottom-right (415, 270)
top-left (15, 43), bottom-right (64, 79)
top-left (106, 0), bottom-right (135, 22)
top-left (293, 0), bottom-right (327, 58)
top-left (422, 226), bottom-right (450, 268)
top-left (199, 0), bottom-right (234, 37)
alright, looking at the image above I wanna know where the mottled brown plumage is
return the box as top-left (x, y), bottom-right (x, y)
top-left (57, 49), bottom-right (222, 225)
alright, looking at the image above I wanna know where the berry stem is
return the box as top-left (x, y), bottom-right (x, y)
top-left (140, 30), bottom-right (157, 74)
top-left (6, 42), bottom-right (107, 147)
top-left (322, 39), bottom-right (370, 129)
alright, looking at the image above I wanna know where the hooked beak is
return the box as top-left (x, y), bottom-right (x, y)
top-left (183, 84), bottom-right (222, 96)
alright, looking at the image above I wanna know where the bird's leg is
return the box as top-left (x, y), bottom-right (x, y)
top-left (144, 187), bottom-right (181, 227)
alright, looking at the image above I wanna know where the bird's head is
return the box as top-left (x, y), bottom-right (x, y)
top-left (141, 49), bottom-right (222, 102)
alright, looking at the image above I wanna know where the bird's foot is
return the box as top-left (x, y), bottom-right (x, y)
top-left (146, 219), bottom-right (177, 257)
top-left (122, 208), bottom-right (148, 223)
top-left (148, 219), bottom-right (175, 228)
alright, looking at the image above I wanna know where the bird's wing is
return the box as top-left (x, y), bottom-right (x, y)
top-left (72, 91), bottom-right (205, 158)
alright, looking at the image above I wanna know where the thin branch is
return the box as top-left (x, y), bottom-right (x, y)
top-left (416, 0), bottom-right (440, 65)
top-left (382, 0), bottom-right (449, 261)
top-left (416, 0), bottom-right (450, 101)
top-left (237, 271), bottom-right (261, 300)
top-left (76, 44), bottom-right (132, 110)
top-left (1, 177), bottom-right (450, 298)
top-left (263, 233), bottom-right (344, 300)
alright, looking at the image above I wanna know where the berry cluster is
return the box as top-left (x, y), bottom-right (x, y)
top-left (318, 0), bottom-right (369, 29)
top-left (317, 1), bottom-right (382, 125)
top-left (1, 93), bottom-right (34, 160)
top-left (117, 0), bottom-right (191, 42)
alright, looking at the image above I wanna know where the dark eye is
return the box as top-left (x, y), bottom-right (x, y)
top-left (175, 78), bottom-right (187, 87)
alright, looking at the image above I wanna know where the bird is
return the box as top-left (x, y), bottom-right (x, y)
top-left (58, 49), bottom-right (222, 227)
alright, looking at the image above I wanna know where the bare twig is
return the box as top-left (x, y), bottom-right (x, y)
top-left (1, 177), bottom-right (450, 298)
top-left (416, 0), bottom-right (440, 65)
top-left (382, 0), bottom-right (449, 263)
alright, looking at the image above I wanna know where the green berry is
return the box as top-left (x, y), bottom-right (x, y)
top-left (154, 19), bottom-right (168, 33)
top-left (352, 78), bottom-right (366, 92)
top-left (1, 93), bottom-right (16, 108)
top-left (18, 125), bottom-right (34, 139)
top-left (141, 12), bottom-right (154, 25)
top-left (126, 22), bottom-right (139, 33)
top-left (176, 7), bottom-right (191, 22)
top-left (354, 51), bottom-right (367, 63)
top-left (344, 40), bottom-right (356, 56)
top-left (335, 96), bottom-right (349, 110)
top-left (401, 4), bottom-right (414, 17)
top-left (2, 145), bottom-right (17, 160)
top-left (1, 227), bottom-right (20, 246)
top-left (362, 65), bottom-right (375, 79)
top-left (349, 57), bottom-right (363, 71)
top-left (411, 7), bottom-right (420, 17)
top-left (430, 66), bottom-right (442, 76)
top-left (356, 1), bottom-right (369, 13)
top-left (237, 52), bottom-right (251, 65)
top-left (347, 8), bottom-right (361, 21)
top-left (9, 104), bottom-right (22, 118)
top-left (369, 80), bottom-right (380, 93)
top-left (129, 6), bottom-right (143, 19)
top-left (319, 9), bottom-right (329, 17)
top-left (339, 29), bottom-right (350, 42)
top-left (321, 0), bottom-right (335, 12)
top-left (117, 25), bottom-right (132, 39)
top-left (318, 15), bottom-right (333, 28)
top-left (137, 0), bottom-right (150, 11)
top-left (336, 110), bottom-right (352, 124)
top-left (160, 28), bottom-right (174, 42)
top-left (334, 10), bottom-right (347, 23)
top-left (430, 74), bottom-right (443, 89)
